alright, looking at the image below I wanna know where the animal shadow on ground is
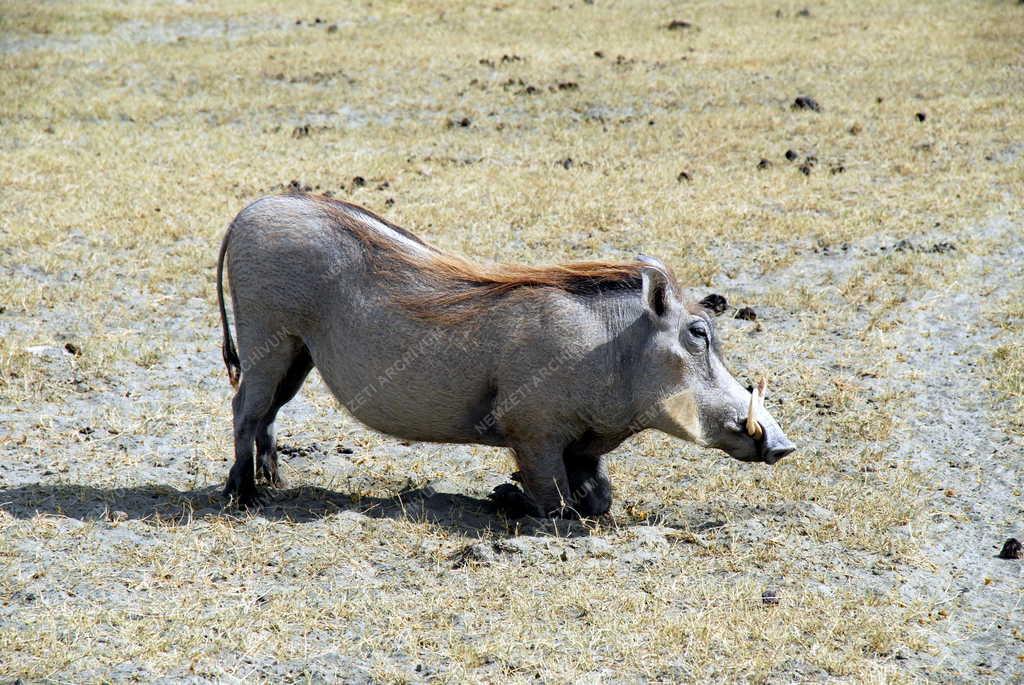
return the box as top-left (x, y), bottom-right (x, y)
top-left (0, 481), bottom-right (603, 538)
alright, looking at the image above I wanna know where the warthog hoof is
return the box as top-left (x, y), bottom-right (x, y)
top-left (489, 482), bottom-right (538, 519)
top-left (569, 475), bottom-right (612, 518)
top-left (256, 458), bottom-right (288, 488)
top-left (223, 476), bottom-right (265, 510)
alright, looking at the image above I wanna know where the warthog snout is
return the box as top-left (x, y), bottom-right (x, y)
top-left (744, 378), bottom-right (796, 464)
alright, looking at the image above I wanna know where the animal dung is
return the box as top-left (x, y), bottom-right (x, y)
top-left (998, 537), bottom-right (1022, 559)
top-left (735, 307), bottom-right (757, 321)
top-left (698, 293), bottom-right (728, 315)
top-left (785, 149), bottom-right (799, 162)
top-left (915, 112), bottom-right (927, 122)
top-left (792, 95), bottom-right (821, 112)
top-left (757, 158), bottom-right (773, 170)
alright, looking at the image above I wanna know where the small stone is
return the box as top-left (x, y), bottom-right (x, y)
top-left (677, 171), bottom-right (692, 182)
top-left (762, 588), bottom-right (780, 605)
top-left (666, 20), bottom-right (693, 30)
top-left (326, 23), bottom-right (338, 33)
top-left (352, 176), bottom-right (365, 187)
top-left (735, 307), bottom-right (757, 321)
top-left (785, 149), bottom-right (799, 161)
top-left (849, 123), bottom-right (863, 135)
top-left (798, 163), bottom-right (812, 175)
top-left (998, 538), bottom-right (1022, 559)
top-left (64, 342), bottom-right (81, 356)
top-left (916, 112), bottom-right (927, 122)
top-left (757, 158), bottom-right (773, 169)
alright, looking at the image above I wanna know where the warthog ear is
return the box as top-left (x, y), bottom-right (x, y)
top-left (637, 254), bottom-right (674, 320)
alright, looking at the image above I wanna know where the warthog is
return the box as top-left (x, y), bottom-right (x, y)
top-left (217, 194), bottom-right (795, 515)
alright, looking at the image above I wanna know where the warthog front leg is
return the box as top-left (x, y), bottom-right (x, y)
top-left (511, 442), bottom-right (573, 518)
top-left (563, 450), bottom-right (612, 517)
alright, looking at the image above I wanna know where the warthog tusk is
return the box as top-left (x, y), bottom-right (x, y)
top-left (746, 378), bottom-right (766, 439)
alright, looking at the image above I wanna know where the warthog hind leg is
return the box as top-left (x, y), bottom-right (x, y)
top-left (225, 379), bottom-right (272, 509)
top-left (225, 334), bottom-right (309, 508)
top-left (254, 346), bottom-right (313, 487)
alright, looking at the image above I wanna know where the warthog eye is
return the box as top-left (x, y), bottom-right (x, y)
top-left (688, 322), bottom-right (709, 344)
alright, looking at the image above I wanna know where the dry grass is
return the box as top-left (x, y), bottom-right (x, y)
top-left (2, 0), bottom-right (1023, 682)
top-left (987, 279), bottom-right (1024, 433)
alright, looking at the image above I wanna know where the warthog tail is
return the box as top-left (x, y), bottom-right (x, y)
top-left (217, 226), bottom-right (241, 387)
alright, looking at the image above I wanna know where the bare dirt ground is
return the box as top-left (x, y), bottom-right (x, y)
top-left (2, 1), bottom-right (1023, 682)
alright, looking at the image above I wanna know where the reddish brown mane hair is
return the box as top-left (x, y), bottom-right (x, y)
top-left (310, 194), bottom-right (656, 322)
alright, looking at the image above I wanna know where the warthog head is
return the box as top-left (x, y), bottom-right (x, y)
top-left (634, 256), bottom-right (796, 464)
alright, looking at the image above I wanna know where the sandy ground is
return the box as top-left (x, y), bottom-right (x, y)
top-left (3, 217), bottom-right (1021, 682)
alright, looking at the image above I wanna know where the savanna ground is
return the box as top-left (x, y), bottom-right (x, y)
top-left (1, 0), bottom-right (1023, 682)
